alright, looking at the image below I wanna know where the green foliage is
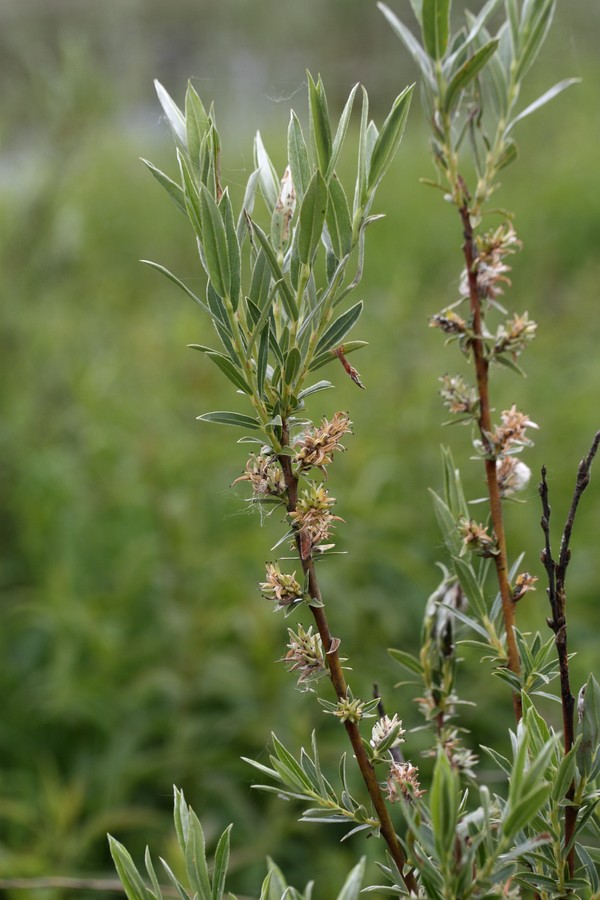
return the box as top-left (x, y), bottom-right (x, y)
top-left (2, 1), bottom-right (600, 896)
top-left (110, 787), bottom-right (366, 900)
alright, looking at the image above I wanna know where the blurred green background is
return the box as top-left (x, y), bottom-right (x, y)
top-left (1, 0), bottom-right (600, 896)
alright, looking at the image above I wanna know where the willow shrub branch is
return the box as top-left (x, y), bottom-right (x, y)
top-left (138, 74), bottom-right (420, 893)
top-left (458, 200), bottom-right (522, 722)
top-left (539, 431), bottom-right (600, 877)
top-left (279, 428), bottom-right (418, 895)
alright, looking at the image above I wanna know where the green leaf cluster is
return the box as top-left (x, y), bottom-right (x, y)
top-left (379, 0), bottom-right (578, 211)
top-left (144, 76), bottom-right (413, 452)
top-left (109, 787), bottom-right (232, 900)
top-left (243, 732), bottom-right (379, 841)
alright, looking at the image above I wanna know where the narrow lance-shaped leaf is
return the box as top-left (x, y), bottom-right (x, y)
top-left (219, 188), bottom-right (241, 310)
top-left (430, 751), bottom-right (459, 860)
top-left (326, 82), bottom-right (360, 181)
top-left (326, 176), bottom-right (353, 259)
top-left (336, 857), bottom-right (366, 900)
top-left (514, 0), bottom-right (556, 83)
top-left (254, 131), bottom-right (279, 211)
top-left (368, 84), bottom-right (414, 192)
top-left (315, 301), bottom-right (363, 355)
top-left (288, 111), bottom-right (311, 200)
top-left (141, 159), bottom-right (186, 214)
top-left (206, 353), bottom-right (252, 394)
top-left (422, 0), bottom-right (451, 61)
top-left (185, 808), bottom-right (212, 899)
top-left (236, 168), bottom-right (260, 243)
top-left (141, 260), bottom-right (211, 317)
top-left (249, 219), bottom-right (298, 319)
top-left (144, 848), bottom-right (163, 900)
top-left (577, 673), bottom-right (600, 778)
top-left (211, 824), bottom-right (233, 900)
top-left (108, 836), bottom-right (151, 900)
top-left (154, 79), bottom-right (187, 150)
top-left (307, 71), bottom-right (332, 174)
top-left (256, 324), bottom-right (270, 398)
top-left (197, 411), bottom-right (261, 429)
top-left (284, 346), bottom-right (302, 387)
top-left (378, 3), bottom-right (435, 88)
top-left (199, 184), bottom-right (231, 299)
top-left (185, 81), bottom-right (210, 172)
top-left (505, 78), bottom-right (580, 135)
top-left (354, 86), bottom-right (370, 215)
top-left (298, 169), bottom-right (328, 266)
top-left (443, 39), bottom-right (499, 113)
top-left (177, 149), bottom-right (203, 239)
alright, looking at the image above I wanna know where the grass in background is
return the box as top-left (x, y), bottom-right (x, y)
top-left (1, 6), bottom-right (600, 896)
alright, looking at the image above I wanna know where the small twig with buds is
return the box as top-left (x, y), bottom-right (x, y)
top-left (538, 430), bottom-right (600, 877)
top-left (459, 198), bottom-right (522, 722)
top-left (279, 421), bottom-right (418, 895)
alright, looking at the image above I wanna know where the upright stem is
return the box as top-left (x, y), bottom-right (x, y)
top-left (279, 426), bottom-right (418, 896)
top-left (539, 432), bottom-right (600, 878)
top-left (459, 201), bottom-right (522, 723)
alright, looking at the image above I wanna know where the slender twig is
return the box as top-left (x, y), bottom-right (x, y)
top-left (458, 198), bottom-right (522, 722)
top-left (279, 425), bottom-right (418, 895)
top-left (539, 431), bottom-right (600, 878)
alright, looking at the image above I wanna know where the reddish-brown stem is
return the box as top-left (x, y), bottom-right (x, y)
top-left (279, 429), bottom-right (418, 895)
top-left (458, 200), bottom-right (522, 723)
top-left (538, 432), bottom-right (600, 878)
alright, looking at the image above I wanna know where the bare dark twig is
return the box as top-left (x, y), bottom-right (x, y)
top-left (538, 430), bottom-right (600, 878)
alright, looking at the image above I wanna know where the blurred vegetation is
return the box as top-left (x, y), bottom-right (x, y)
top-left (1, 0), bottom-right (600, 896)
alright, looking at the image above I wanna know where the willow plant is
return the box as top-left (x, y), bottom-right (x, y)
top-left (110, 2), bottom-right (600, 898)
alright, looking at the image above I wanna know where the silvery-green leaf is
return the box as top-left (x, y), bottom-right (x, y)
top-left (288, 111), bottom-right (311, 200)
top-left (368, 84), bottom-right (414, 192)
top-left (197, 411), bottom-right (260, 429)
top-left (109, 836), bottom-right (151, 900)
top-left (577, 674), bottom-right (600, 778)
top-left (430, 751), bottom-right (459, 861)
top-left (184, 807), bottom-right (212, 899)
top-left (422, 0), bottom-right (451, 61)
top-left (298, 170), bottom-right (328, 266)
top-left (141, 159), bottom-right (186, 214)
top-left (298, 380), bottom-right (333, 400)
top-left (177, 149), bottom-right (203, 238)
top-left (505, 78), bottom-right (580, 135)
top-left (185, 81), bottom-right (210, 170)
top-left (236, 168), bottom-right (260, 242)
top-left (211, 824), bottom-right (233, 900)
top-left (284, 346), bottom-right (302, 386)
top-left (206, 353), bottom-right (251, 394)
top-left (353, 86), bottom-right (370, 215)
top-left (307, 72), bottom-right (332, 175)
top-left (254, 131), bottom-right (279, 211)
top-left (315, 301), bottom-right (363, 355)
top-left (141, 260), bottom-right (211, 316)
top-left (443, 40), bottom-right (499, 113)
top-left (199, 184), bottom-right (231, 299)
top-left (325, 175), bottom-right (352, 260)
top-left (309, 340), bottom-right (367, 372)
top-left (326, 83), bottom-right (359, 181)
top-left (335, 858), bottom-right (365, 900)
top-left (249, 220), bottom-right (298, 319)
top-left (219, 188), bottom-right (241, 309)
top-left (154, 79), bottom-right (187, 150)
top-left (378, 3), bottom-right (435, 88)
top-left (514, 0), bottom-right (555, 82)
